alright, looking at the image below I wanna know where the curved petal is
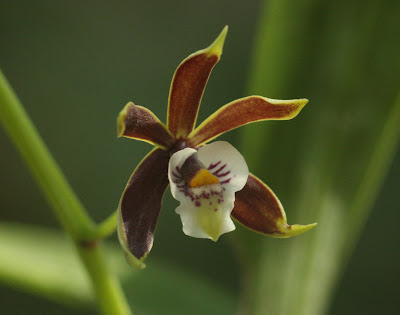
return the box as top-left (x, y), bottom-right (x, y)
top-left (168, 147), bottom-right (197, 200)
top-left (197, 141), bottom-right (248, 192)
top-left (118, 102), bottom-right (175, 149)
top-left (167, 26), bottom-right (228, 139)
top-left (232, 173), bottom-right (317, 237)
top-left (168, 141), bottom-right (248, 241)
top-left (188, 96), bottom-right (308, 146)
top-left (117, 148), bottom-right (170, 268)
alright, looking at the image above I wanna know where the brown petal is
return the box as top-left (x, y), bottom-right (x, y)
top-left (118, 102), bottom-right (175, 149)
top-left (188, 96), bottom-right (308, 146)
top-left (232, 173), bottom-right (316, 237)
top-left (167, 26), bottom-right (228, 139)
top-left (117, 148), bottom-right (170, 268)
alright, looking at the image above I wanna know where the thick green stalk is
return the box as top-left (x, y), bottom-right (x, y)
top-left (84, 210), bottom-right (118, 241)
top-left (77, 242), bottom-right (131, 315)
top-left (0, 69), bottom-right (131, 315)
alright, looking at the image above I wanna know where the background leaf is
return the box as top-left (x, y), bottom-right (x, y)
top-left (239, 0), bottom-right (400, 314)
top-left (0, 223), bottom-right (236, 315)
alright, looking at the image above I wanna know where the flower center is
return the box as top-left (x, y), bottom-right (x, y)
top-left (189, 169), bottom-right (219, 187)
top-left (169, 139), bottom-right (190, 156)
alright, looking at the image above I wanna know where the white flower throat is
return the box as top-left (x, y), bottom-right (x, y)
top-left (171, 153), bottom-right (234, 210)
top-left (168, 142), bottom-right (249, 241)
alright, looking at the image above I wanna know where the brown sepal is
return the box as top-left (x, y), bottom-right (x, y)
top-left (167, 27), bottom-right (228, 139)
top-left (118, 148), bottom-right (170, 260)
top-left (118, 102), bottom-right (175, 149)
top-left (167, 54), bottom-right (219, 139)
top-left (232, 173), bottom-right (286, 235)
top-left (188, 96), bottom-right (308, 146)
top-left (232, 173), bottom-right (317, 237)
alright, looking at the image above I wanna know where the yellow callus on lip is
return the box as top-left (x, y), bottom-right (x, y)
top-left (189, 169), bottom-right (219, 187)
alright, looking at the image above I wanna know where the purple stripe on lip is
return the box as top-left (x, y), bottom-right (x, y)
top-left (220, 178), bottom-right (232, 184)
top-left (216, 170), bottom-right (230, 177)
top-left (208, 161), bottom-right (221, 170)
top-left (172, 171), bottom-right (182, 179)
top-left (213, 164), bottom-right (227, 175)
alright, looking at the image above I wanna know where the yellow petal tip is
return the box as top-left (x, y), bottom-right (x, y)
top-left (206, 25), bottom-right (228, 57)
top-left (299, 98), bottom-right (309, 106)
top-left (264, 97), bottom-right (309, 120)
top-left (124, 252), bottom-right (147, 270)
top-left (298, 98), bottom-right (309, 110)
top-left (275, 221), bottom-right (317, 238)
top-left (291, 98), bottom-right (309, 118)
top-left (117, 102), bottom-right (132, 138)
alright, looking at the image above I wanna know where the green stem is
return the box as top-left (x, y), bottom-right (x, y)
top-left (0, 69), bottom-right (131, 315)
top-left (77, 242), bottom-right (131, 315)
top-left (84, 210), bottom-right (118, 241)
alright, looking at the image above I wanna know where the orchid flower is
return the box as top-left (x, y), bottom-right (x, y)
top-left (116, 26), bottom-right (316, 268)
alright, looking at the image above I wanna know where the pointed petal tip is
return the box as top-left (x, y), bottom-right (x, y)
top-left (206, 25), bottom-right (229, 57)
top-left (276, 221), bottom-right (317, 238)
top-left (298, 98), bottom-right (309, 110)
top-left (299, 98), bottom-right (309, 106)
top-left (264, 97), bottom-right (309, 120)
top-left (208, 223), bottom-right (235, 242)
top-left (124, 251), bottom-right (147, 269)
top-left (210, 236), bottom-right (219, 242)
top-left (117, 102), bottom-right (131, 138)
top-left (292, 98), bottom-right (309, 117)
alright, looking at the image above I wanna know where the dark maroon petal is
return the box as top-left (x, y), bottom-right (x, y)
top-left (118, 102), bottom-right (175, 149)
top-left (118, 148), bottom-right (170, 264)
top-left (167, 27), bottom-right (228, 139)
top-left (232, 173), bottom-right (316, 237)
top-left (188, 96), bottom-right (308, 146)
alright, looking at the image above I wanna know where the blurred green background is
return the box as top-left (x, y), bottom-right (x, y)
top-left (0, 1), bottom-right (399, 314)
